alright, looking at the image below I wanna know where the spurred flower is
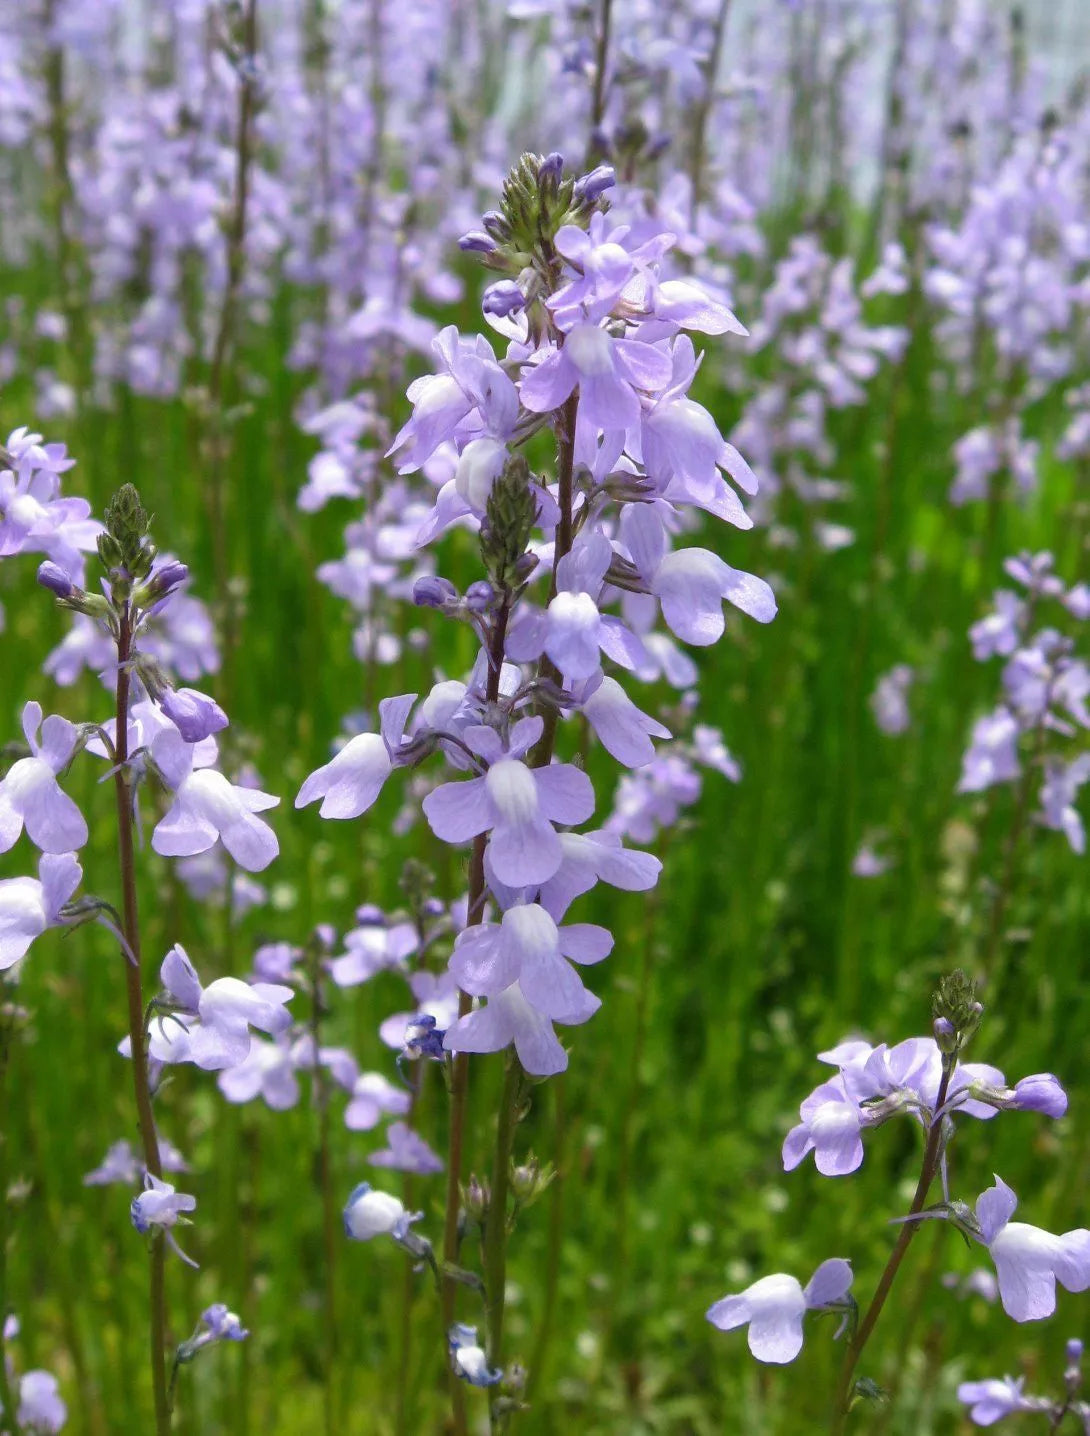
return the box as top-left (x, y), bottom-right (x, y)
top-left (152, 730), bottom-right (279, 872)
top-left (706, 1258), bottom-right (853, 1364)
top-left (972, 1177), bottom-right (1090, 1322)
top-left (0, 852), bottom-right (81, 970)
top-left (0, 702), bottom-right (87, 855)
top-left (422, 716), bottom-right (594, 886)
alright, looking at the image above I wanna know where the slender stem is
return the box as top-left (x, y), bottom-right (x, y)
top-left (307, 944), bottom-right (338, 1436)
top-left (689, 0), bottom-right (732, 216)
top-left (830, 1065), bottom-right (953, 1432)
top-left (206, 0), bottom-right (259, 631)
top-left (114, 606), bottom-right (170, 1436)
top-left (589, 0), bottom-right (613, 136)
top-left (526, 1072), bottom-right (566, 1400)
top-left (531, 393), bottom-right (579, 767)
top-left (0, 1002), bottom-right (18, 1427)
top-left (483, 1059), bottom-right (522, 1373)
top-left (441, 593), bottom-right (513, 1435)
top-left (612, 839), bottom-right (665, 1297)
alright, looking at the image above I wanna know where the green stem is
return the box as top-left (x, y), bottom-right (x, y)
top-left (689, 0), bottom-right (732, 215)
top-left (483, 1060), bottom-right (523, 1375)
top-left (206, 0), bottom-right (259, 650)
top-left (307, 943), bottom-right (338, 1436)
top-left (441, 593), bottom-right (513, 1435)
top-left (0, 1003), bottom-right (18, 1429)
top-left (830, 1065), bottom-right (953, 1432)
top-left (114, 606), bottom-right (171, 1436)
top-left (526, 1073), bottom-right (566, 1402)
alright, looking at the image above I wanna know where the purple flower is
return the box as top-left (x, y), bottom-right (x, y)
top-left (520, 324), bottom-right (673, 431)
top-left (706, 1258), bottom-right (853, 1364)
top-left (957, 1376), bottom-right (1038, 1425)
top-left (422, 716), bottom-right (594, 886)
top-left (870, 665), bottom-right (914, 735)
top-left (217, 1037), bottom-right (300, 1110)
top-left (343, 1182), bottom-right (422, 1243)
top-left (389, 328), bottom-right (518, 473)
top-left (296, 694), bottom-right (415, 821)
top-left (0, 702), bottom-right (88, 855)
top-left (151, 731), bottom-right (279, 872)
top-left (84, 1138), bottom-right (187, 1186)
top-left (973, 1177), bottom-right (1090, 1322)
top-left (370, 1121), bottom-right (443, 1175)
top-left (194, 1304), bottom-right (248, 1346)
top-left (449, 902), bottom-right (611, 1022)
top-left (1039, 755), bottom-right (1090, 854)
top-left (344, 1073), bottom-right (411, 1132)
top-left (142, 944), bottom-right (293, 1071)
top-left (328, 914), bottom-right (417, 987)
top-left (130, 1174), bottom-right (197, 1266)
top-left (0, 852), bottom-right (81, 970)
top-left (448, 1323), bottom-right (502, 1387)
top-left (443, 978), bottom-right (598, 1077)
top-left (620, 505), bottom-right (776, 644)
top-left (958, 708), bottom-right (1021, 792)
top-left (158, 687), bottom-right (228, 744)
top-left (14, 1370), bottom-right (67, 1432)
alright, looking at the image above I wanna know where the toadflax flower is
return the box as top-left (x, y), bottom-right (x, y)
top-left (956, 1375), bottom-right (1042, 1425)
top-left (0, 852), bottom-right (81, 970)
top-left (295, 694), bottom-right (416, 820)
top-left (139, 944), bottom-right (294, 1071)
top-left (0, 702), bottom-right (88, 855)
top-left (151, 729), bottom-right (279, 872)
top-left (971, 1177), bottom-right (1090, 1322)
top-left (422, 716), bottom-right (594, 886)
top-left (448, 1324), bottom-right (502, 1387)
top-left (706, 1258), bottom-right (853, 1363)
top-left (130, 1174), bottom-right (198, 1266)
top-left (343, 1182), bottom-right (423, 1245)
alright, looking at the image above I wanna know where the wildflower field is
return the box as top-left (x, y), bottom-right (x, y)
top-left (1, 1), bottom-right (1089, 1433)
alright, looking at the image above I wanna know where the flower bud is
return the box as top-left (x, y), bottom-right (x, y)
top-left (464, 581), bottom-right (496, 614)
top-left (573, 164), bottom-right (615, 204)
top-left (159, 686), bottom-right (229, 744)
top-left (458, 230), bottom-right (496, 255)
top-left (462, 1175), bottom-right (490, 1224)
top-left (413, 575), bottom-right (458, 610)
top-left (36, 560), bottom-right (73, 599)
top-left (482, 280), bottom-right (527, 318)
top-left (537, 151), bottom-right (564, 185)
top-left (510, 1154), bottom-right (555, 1206)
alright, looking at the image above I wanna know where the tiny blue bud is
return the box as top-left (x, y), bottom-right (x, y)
top-left (37, 560), bottom-right (74, 598)
top-left (482, 281), bottom-right (527, 318)
top-left (537, 152), bottom-right (564, 183)
top-left (464, 580), bottom-right (496, 614)
top-left (573, 164), bottom-right (615, 203)
top-left (458, 230), bottom-right (496, 255)
top-left (413, 576), bottom-right (457, 609)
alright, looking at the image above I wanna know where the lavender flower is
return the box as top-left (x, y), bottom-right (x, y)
top-left (706, 1258), bottom-right (853, 1364)
top-left (0, 702), bottom-right (87, 855)
top-left (0, 852), bottom-right (81, 970)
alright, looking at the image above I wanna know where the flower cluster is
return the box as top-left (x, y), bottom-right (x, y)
top-left (959, 552), bottom-right (1090, 852)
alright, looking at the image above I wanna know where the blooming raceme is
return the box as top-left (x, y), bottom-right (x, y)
top-left (782, 1035), bottom-right (1065, 1178)
top-left (958, 553), bottom-right (1090, 853)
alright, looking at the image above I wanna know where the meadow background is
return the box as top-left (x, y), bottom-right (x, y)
top-left (1, 0), bottom-right (1089, 1432)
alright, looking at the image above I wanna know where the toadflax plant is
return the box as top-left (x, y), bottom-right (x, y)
top-left (295, 149), bottom-right (775, 1430)
top-left (705, 972), bottom-right (1087, 1431)
top-left (0, 454), bottom-right (280, 1432)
